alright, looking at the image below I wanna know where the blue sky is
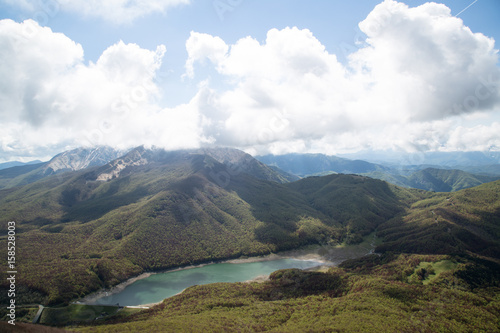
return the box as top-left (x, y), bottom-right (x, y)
top-left (0, 0), bottom-right (499, 161)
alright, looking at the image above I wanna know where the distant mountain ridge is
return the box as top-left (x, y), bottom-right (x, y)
top-left (0, 146), bottom-right (298, 190)
top-left (257, 153), bottom-right (500, 192)
top-left (376, 179), bottom-right (500, 257)
top-left (3, 148), bottom-right (498, 192)
top-left (0, 146), bottom-right (127, 189)
top-left (43, 146), bottom-right (126, 175)
top-left (90, 146), bottom-right (298, 184)
top-left (338, 150), bottom-right (500, 167)
top-left (199, 147), bottom-right (299, 183)
top-left (256, 153), bottom-right (389, 177)
top-left (406, 168), bottom-right (499, 192)
top-left (0, 160), bottom-right (42, 170)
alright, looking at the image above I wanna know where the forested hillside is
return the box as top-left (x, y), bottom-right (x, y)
top-left (0, 147), bottom-right (419, 305)
top-left (73, 254), bottom-right (500, 332)
top-left (376, 180), bottom-right (500, 257)
top-left (257, 153), bottom-right (500, 192)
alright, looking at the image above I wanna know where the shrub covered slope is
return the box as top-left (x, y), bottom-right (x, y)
top-left (0, 147), bottom-right (420, 305)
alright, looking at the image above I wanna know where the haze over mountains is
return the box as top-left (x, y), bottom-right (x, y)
top-left (339, 150), bottom-right (500, 168)
top-left (0, 160), bottom-right (42, 171)
top-left (2, 146), bottom-right (500, 193)
top-left (257, 152), bottom-right (500, 192)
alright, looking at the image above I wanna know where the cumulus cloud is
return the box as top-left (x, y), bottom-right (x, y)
top-left (0, 19), bottom-right (84, 127)
top-left (185, 27), bottom-right (354, 149)
top-left (1, 0), bottom-right (189, 24)
top-left (184, 32), bottom-right (229, 79)
top-left (183, 0), bottom-right (500, 155)
top-left (2, 0), bottom-right (500, 161)
top-left (447, 122), bottom-right (500, 152)
top-left (352, 0), bottom-right (499, 121)
top-left (0, 19), bottom-right (205, 160)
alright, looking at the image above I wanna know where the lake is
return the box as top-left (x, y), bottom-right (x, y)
top-left (87, 258), bottom-right (324, 306)
top-left (83, 234), bottom-right (377, 307)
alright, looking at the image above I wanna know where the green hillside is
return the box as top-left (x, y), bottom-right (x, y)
top-left (376, 180), bottom-right (500, 257)
top-left (362, 167), bottom-right (500, 192)
top-left (285, 174), bottom-right (422, 244)
top-left (72, 254), bottom-right (500, 332)
top-left (1, 147), bottom-right (499, 331)
top-left (0, 162), bottom-right (47, 189)
top-left (255, 153), bottom-right (500, 192)
top-left (0, 148), bottom-right (419, 306)
top-left (407, 167), bottom-right (499, 192)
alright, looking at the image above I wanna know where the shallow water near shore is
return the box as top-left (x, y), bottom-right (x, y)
top-left (85, 258), bottom-right (323, 306)
top-left (81, 233), bottom-right (378, 307)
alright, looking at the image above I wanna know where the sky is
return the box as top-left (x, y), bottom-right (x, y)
top-left (0, 0), bottom-right (499, 162)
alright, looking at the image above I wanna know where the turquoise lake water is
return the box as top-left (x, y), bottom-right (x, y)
top-left (90, 258), bottom-right (323, 306)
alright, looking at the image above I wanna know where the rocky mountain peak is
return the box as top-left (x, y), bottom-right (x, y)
top-left (43, 146), bottom-right (126, 175)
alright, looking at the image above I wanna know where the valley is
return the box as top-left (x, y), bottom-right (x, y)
top-left (257, 152), bottom-right (500, 192)
top-left (81, 233), bottom-right (378, 308)
top-left (0, 146), bottom-right (499, 331)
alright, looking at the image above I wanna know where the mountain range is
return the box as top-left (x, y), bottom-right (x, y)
top-left (256, 153), bottom-right (390, 176)
top-left (3, 148), bottom-right (499, 192)
top-left (338, 150), bottom-right (500, 167)
top-left (0, 147), bottom-right (125, 190)
top-left (0, 160), bottom-right (42, 171)
top-left (0, 146), bottom-right (417, 304)
top-left (256, 152), bottom-right (500, 192)
top-left (0, 146), bottom-right (499, 306)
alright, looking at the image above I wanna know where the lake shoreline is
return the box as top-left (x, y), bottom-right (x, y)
top-left (79, 233), bottom-right (378, 306)
top-left (78, 252), bottom-right (330, 306)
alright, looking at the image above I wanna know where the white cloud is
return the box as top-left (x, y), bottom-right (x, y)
top-left (185, 27), bottom-right (354, 149)
top-left (184, 32), bottom-right (228, 79)
top-left (183, 0), bottom-right (500, 155)
top-left (1, 0), bottom-right (190, 24)
top-left (0, 19), bottom-right (206, 160)
top-left (350, 0), bottom-right (499, 122)
top-left (2, 0), bottom-right (500, 161)
top-left (0, 19), bottom-right (84, 127)
top-left (447, 122), bottom-right (500, 152)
